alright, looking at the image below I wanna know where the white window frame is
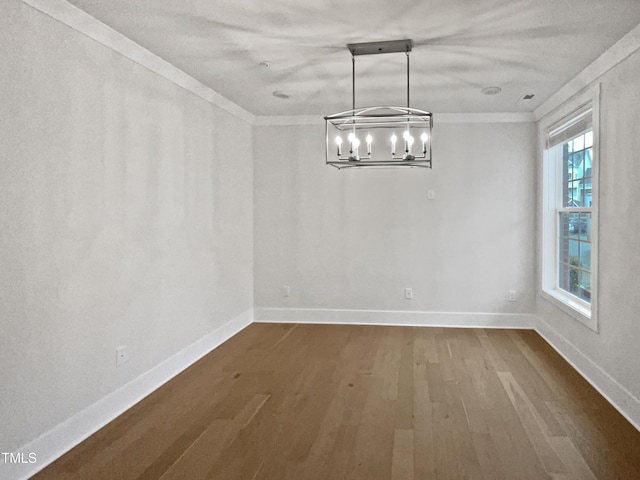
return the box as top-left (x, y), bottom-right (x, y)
top-left (540, 85), bottom-right (600, 332)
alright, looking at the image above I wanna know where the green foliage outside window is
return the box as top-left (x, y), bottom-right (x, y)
top-left (569, 256), bottom-right (580, 294)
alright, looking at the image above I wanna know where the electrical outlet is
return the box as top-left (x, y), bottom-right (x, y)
top-left (282, 285), bottom-right (290, 297)
top-left (427, 189), bottom-right (436, 200)
top-left (404, 287), bottom-right (413, 300)
top-left (116, 346), bottom-right (129, 366)
top-left (508, 290), bottom-right (517, 302)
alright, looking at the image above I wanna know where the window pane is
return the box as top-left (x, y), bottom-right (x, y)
top-left (559, 236), bottom-right (570, 264)
top-left (559, 212), bottom-right (571, 237)
top-left (567, 139), bottom-right (574, 153)
top-left (568, 239), bottom-right (579, 260)
top-left (573, 135), bottom-right (584, 152)
top-left (580, 272), bottom-right (591, 301)
top-left (559, 263), bottom-right (571, 291)
top-left (558, 212), bottom-right (579, 238)
top-left (584, 149), bottom-right (592, 171)
top-left (572, 151), bottom-right (585, 179)
top-left (585, 131), bottom-right (593, 148)
top-left (580, 244), bottom-right (591, 272)
top-left (563, 156), bottom-right (572, 180)
top-left (580, 213), bottom-right (591, 240)
top-left (584, 150), bottom-right (593, 206)
top-left (564, 181), bottom-right (580, 207)
top-left (579, 214), bottom-right (591, 273)
top-left (578, 181), bottom-right (587, 206)
top-left (569, 266), bottom-right (580, 295)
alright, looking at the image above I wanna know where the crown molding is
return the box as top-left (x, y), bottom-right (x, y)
top-left (435, 112), bottom-right (535, 123)
top-left (254, 112), bottom-right (535, 126)
top-left (26, 0), bottom-right (637, 128)
top-left (254, 115), bottom-right (322, 126)
top-left (535, 22), bottom-right (640, 122)
top-left (20, 0), bottom-right (255, 124)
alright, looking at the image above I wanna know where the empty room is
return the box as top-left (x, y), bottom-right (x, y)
top-left (2, 0), bottom-right (640, 478)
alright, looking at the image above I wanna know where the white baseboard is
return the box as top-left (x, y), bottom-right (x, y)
top-left (535, 316), bottom-right (640, 431)
top-left (254, 307), bottom-right (535, 329)
top-left (11, 308), bottom-right (638, 480)
top-left (5, 309), bottom-right (252, 480)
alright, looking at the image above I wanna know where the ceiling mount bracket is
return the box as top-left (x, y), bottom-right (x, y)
top-left (347, 39), bottom-right (413, 56)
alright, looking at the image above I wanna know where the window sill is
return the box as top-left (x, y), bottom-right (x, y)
top-left (541, 288), bottom-right (598, 332)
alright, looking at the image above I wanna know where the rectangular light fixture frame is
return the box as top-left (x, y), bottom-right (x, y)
top-left (325, 106), bottom-right (433, 169)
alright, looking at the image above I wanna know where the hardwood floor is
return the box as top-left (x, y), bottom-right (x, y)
top-left (34, 324), bottom-right (640, 479)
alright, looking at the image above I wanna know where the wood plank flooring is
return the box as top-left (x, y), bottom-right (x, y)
top-left (33, 324), bottom-right (640, 479)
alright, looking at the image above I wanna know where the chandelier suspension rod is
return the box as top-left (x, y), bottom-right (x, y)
top-left (352, 54), bottom-right (356, 111)
top-left (351, 46), bottom-right (411, 111)
top-left (406, 50), bottom-right (410, 110)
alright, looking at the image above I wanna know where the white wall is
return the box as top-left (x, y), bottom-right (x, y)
top-left (0, 0), bottom-right (253, 456)
top-left (3, 0), bottom-right (636, 474)
top-left (535, 45), bottom-right (640, 427)
top-left (254, 120), bottom-right (536, 325)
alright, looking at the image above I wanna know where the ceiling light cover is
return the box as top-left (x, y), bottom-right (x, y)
top-left (324, 39), bottom-right (433, 169)
top-left (481, 86), bottom-right (502, 96)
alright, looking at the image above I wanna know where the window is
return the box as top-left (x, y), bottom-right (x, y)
top-left (541, 89), bottom-right (599, 331)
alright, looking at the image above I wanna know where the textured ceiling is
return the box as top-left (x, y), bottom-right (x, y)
top-left (67, 0), bottom-right (640, 116)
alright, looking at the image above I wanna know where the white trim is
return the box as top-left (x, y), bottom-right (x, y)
top-left (535, 22), bottom-right (640, 122)
top-left (18, 0), bottom-right (640, 127)
top-left (20, 0), bottom-right (255, 124)
top-left (539, 84), bottom-right (600, 332)
top-left (254, 307), bottom-right (535, 329)
top-left (254, 115), bottom-right (323, 126)
top-left (5, 310), bottom-right (638, 480)
top-left (4, 310), bottom-right (253, 480)
top-left (535, 316), bottom-right (640, 432)
top-left (254, 112), bottom-right (535, 126)
top-left (435, 112), bottom-right (535, 124)
top-left (540, 289), bottom-right (592, 326)
top-left (18, 0), bottom-right (542, 128)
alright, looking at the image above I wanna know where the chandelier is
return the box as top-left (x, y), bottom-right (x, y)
top-left (324, 39), bottom-right (433, 169)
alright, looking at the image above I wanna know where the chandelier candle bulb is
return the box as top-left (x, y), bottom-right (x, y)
top-left (366, 134), bottom-right (372, 155)
top-left (335, 136), bottom-right (342, 156)
top-left (391, 133), bottom-right (397, 155)
top-left (421, 132), bottom-right (428, 152)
